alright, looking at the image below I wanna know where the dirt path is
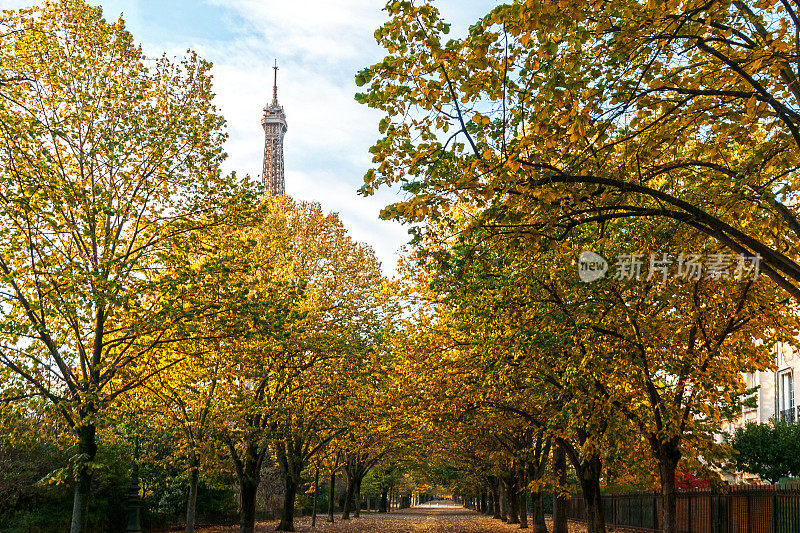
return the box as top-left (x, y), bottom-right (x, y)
top-left (193, 502), bottom-right (589, 532)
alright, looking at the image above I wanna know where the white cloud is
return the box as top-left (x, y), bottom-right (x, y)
top-left (0, 0), bottom-right (495, 276)
top-left (188, 0), bottom-right (411, 274)
top-left (0, 0), bottom-right (37, 8)
top-left (206, 0), bottom-right (385, 63)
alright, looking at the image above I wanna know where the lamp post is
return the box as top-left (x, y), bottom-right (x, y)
top-left (125, 435), bottom-right (143, 533)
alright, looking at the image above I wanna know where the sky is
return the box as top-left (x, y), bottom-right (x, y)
top-left (0, 0), bottom-right (496, 275)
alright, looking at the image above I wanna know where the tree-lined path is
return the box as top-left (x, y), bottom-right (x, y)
top-left (188, 503), bottom-right (588, 533)
top-left (4, 1), bottom-right (800, 533)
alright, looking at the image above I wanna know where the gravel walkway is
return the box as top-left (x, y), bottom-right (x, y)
top-left (192, 502), bottom-right (589, 532)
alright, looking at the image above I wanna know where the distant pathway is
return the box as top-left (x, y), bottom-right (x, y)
top-left (198, 501), bottom-right (588, 532)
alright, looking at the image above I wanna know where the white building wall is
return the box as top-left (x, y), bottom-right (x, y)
top-left (737, 342), bottom-right (799, 425)
top-left (722, 344), bottom-right (799, 483)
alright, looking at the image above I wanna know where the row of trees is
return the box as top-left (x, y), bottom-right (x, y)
top-left (379, 215), bottom-right (790, 533)
top-left (357, 1), bottom-right (800, 533)
top-left (0, 2), bottom-right (416, 532)
top-left (0, 401), bottom-right (425, 531)
top-left (4, 1), bottom-right (800, 533)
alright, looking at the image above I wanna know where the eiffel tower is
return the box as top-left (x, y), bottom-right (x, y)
top-left (261, 60), bottom-right (287, 196)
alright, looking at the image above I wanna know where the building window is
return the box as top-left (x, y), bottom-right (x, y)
top-left (778, 370), bottom-right (795, 423)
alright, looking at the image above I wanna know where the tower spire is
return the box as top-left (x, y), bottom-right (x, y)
top-left (262, 59), bottom-right (287, 196)
top-left (272, 59), bottom-right (278, 106)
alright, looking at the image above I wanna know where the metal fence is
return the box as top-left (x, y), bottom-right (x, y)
top-left (558, 486), bottom-right (800, 533)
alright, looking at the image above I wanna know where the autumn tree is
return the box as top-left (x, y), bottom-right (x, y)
top-left (140, 355), bottom-right (222, 533)
top-left (124, 191), bottom-right (265, 533)
top-left (201, 200), bottom-right (302, 533)
top-left (389, 216), bottom-right (636, 532)
top-left (0, 2), bottom-right (231, 532)
top-left (359, 0), bottom-right (800, 306)
top-left (563, 221), bottom-right (795, 532)
top-left (271, 358), bottom-right (346, 532)
top-left (270, 199), bottom-right (387, 532)
top-left (406, 204), bottom-right (795, 532)
top-left (337, 420), bottom-right (407, 521)
top-left (384, 185), bottom-right (789, 529)
top-left (360, 3), bottom-right (800, 532)
top-left (202, 196), bottom-right (385, 533)
top-left (334, 336), bottom-right (409, 522)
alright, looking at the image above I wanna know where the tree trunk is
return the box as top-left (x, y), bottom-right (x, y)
top-left (492, 480), bottom-right (501, 519)
top-left (656, 440), bottom-right (681, 533)
top-left (342, 473), bottom-right (355, 520)
top-left (354, 478), bottom-right (362, 518)
top-left (380, 489), bottom-right (388, 513)
top-left (531, 491), bottom-right (547, 533)
top-left (311, 466), bottom-right (319, 528)
top-left (481, 488), bottom-right (487, 514)
top-left (579, 455), bottom-right (606, 533)
top-left (500, 479), bottom-right (508, 522)
top-left (506, 476), bottom-right (519, 524)
top-left (276, 473), bottom-right (298, 531)
top-left (327, 471), bottom-right (335, 522)
top-left (519, 472), bottom-right (528, 529)
top-left (239, 475), bottom-right (259, 533)
top-left (233, 440), bottom-right (265, 533)
top-left (185, 461), bottom-right (200, 533)
top-left (70, 424), bottom-right (96, 533)
top-left (526, 437), bottom-right (551, 533)
top-left (553, 444), bottom-right (568, 533)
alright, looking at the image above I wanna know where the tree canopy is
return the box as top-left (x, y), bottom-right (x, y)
top-left (2, 2), bottom-right (800, 533)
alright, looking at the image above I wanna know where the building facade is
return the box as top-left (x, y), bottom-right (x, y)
top-left (739, 342), bottom-right (799, 426)
top-left (261, 60), bottom-right (287, 196)
top-left (719, 343), bottom-right (798, 483)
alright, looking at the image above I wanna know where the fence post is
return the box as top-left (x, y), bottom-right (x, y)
top-left (771, 493), bottom-right (777, 533)
top-left (747, 491), bottom-right (752, 533)
top-left (653, 491), bottom-right (659, 531)
top-left (709, 491), bottom-right (714, 533)
top-left (611, 494), bottom-right (616, 529)
top-left (688, 491), bottom-right (692, 533)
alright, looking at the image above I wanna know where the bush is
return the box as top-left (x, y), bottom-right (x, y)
top-left (728, 420), bottom-right (800, 483)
